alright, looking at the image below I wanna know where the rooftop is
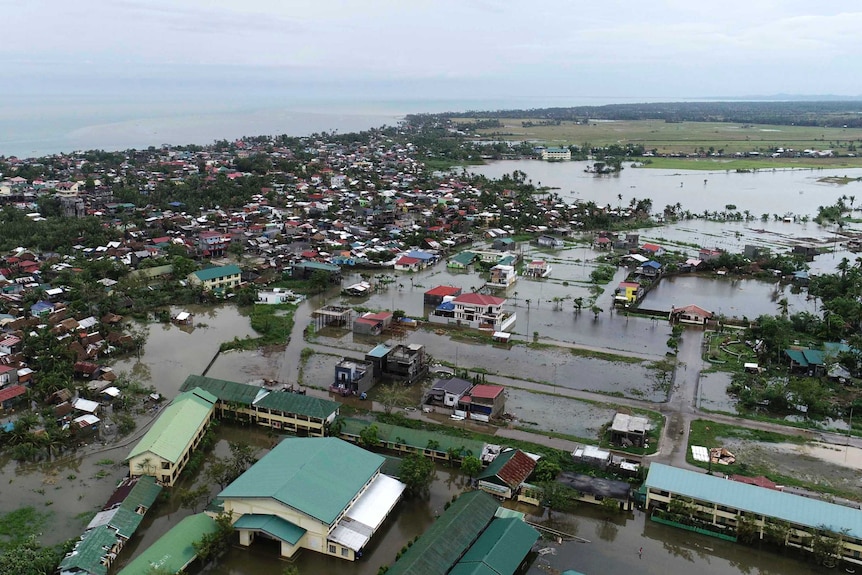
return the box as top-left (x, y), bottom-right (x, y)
top-left (191, 264), bottom-right (241, 282)
top-left (449, 517), bottom-right (540, 575)
top-left (117, 513), bottom-right (217, 575)
top-left (646, 463), bottom-right (862, 539)
top-left (219, 437), bottom-right (384, 525)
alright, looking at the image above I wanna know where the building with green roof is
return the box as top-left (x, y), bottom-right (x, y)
top-left (126, 387), bottom-right (216, 486)
top-left (387, 490), bottom-right (539, 575)
top-left (59, 525), bottom-right (119, 575)
top-left (179, 374), bottom-right (340, 437)
top-left (448, 251), bottom-right (477, 269)
top-left (338, 417), bottom-right (485, 463)
top-left (117, 513), bottom-right (217, 575)
top-left (220, 437), bottom-right (405, 561)
top-left (645, 463), bottom-right (862, 565)
top-left (187, 264), bottom-right (242, 291)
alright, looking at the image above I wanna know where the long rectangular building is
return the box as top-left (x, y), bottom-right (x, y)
top-left (645, 463), bottom-right (862, 565)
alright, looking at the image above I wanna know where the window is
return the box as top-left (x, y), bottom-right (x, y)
top-left (329, 544), bottom-right (336, 554)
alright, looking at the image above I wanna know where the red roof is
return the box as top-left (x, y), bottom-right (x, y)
top-left (469, 384), bottom-right (504, 399)
top-left (672, 304), bottom-right (713, 318)
top-left (495, 450), bottom-right (537, 489)
top-left (453, 293), bottom-right (505, 306)
top-left (642, 243), bottom-right (662, 252)
top-left (364, 312), bottom-right (393, 321)
top-left (730, 475), bottom-right (778, 490)
top-left (396, 256), bottom-right (421, 265)
top-left (0, 385), bottom-right (26, 403)
top-left (425, 285), bottom-right (462, 297)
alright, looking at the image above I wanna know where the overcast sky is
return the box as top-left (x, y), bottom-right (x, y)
top-left (4, 0), bottom-right (862, 105)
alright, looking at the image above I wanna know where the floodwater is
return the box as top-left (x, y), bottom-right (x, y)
top-left (527, 504), bottom-right (832, 575)
top-left (506, 387), bottom-right (617, 440)
top-left (469, 159), bottom-right (862, 217)
top-left (643, 275), bottom-right (814, 319)
top-left (110, 305), bottom-right (256, 396)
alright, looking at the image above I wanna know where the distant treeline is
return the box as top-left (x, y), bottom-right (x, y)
top-left (411, 101), bottom-right (862, 128)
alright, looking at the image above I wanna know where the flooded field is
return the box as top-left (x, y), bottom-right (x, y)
top-left (110, 305), bottom-right (256, 396)
top-left (469, 159), bottom-right (862, 217)
top-left (506, 387), bottom-right (617, 440)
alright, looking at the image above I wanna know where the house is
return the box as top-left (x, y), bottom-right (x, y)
top-left (0, 384), bottom-right (26, 410)
top-left (352, 311), bottom-right (393, 335)
top-left (536, 235), bottom-right (564, 249)
top-left (257, 288), bottom-right (303, 305)
top-left (179, 375), bottom-right (340, 437)
top-left (426, 377), bottom-right (473, 408)
top-left (609, 413), bottom-right (649, 448)
top-left (572, 444), bottom-right (612, 468)
top-left (394, 255), bottom-right (422, 271)
top-left (476, 449), bottom-right (537, 499)
top-left (220, 437), bottom-right (406, 561)
top-left (187, 264), bottom-right (242, 292)
top-left (447, 251), bottom-right (476, 270)
top-left (642, 242), bottom-right (665, 256)
top-left (542, 147), bottom-right (571, 161)
top-left (487, 264), bottom-right (517, 288)
top-left (491, 237), bottom-right (515, 251)
top-left (364, 343), bottom-right (429, 384)
top-left (0, 335), bottom-right (21, 355)
top-left (386, 490), bottom-right (539, 575)
top-left (524, 260), bottom-right (552, 278)
top-left (0, 364), bottom-right (18, 387)
top-left (423, 285), bottom-right (462, 306)
top-left (645, 463), bottom-right (862, 566)
top-left (698, 248), bottom-right (723, 262)
top-left (669, 304), bottom-right (713, 326)
top-left (744, 244), bottom-right (766, 259)
top-left (558, 472), bottom-right (634, 511)
top-left (430, 292), bottom-right (516, 333)
top-left (638, 260), bottom-right (662, 277)
top-left (785, 348), bottom-right (826, 376)
top-left (614, 281), bottom-right (643, 305)
top-left (331, 358), bottom-right (374, 396)
top-left (126, 387), bottom-right (216, 486)
top-left (460, 384), bottom-right (506, 420)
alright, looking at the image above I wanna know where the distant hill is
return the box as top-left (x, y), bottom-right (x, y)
top-left (427, 101), bottom-right (862, 128)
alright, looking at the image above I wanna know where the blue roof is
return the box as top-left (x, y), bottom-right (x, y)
top-left (643, 261), bottom-right (662, 269)
top-left (645, 463), bottom-right (862, 538)
top-left (367, 343), bottom-right (391, 358)
top-left (407, 250), bottom-right (434, 260)
top-left (436, 301), bottom-right (455, 311)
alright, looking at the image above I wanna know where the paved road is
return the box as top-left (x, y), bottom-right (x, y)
top-left (278, 304), bottom-right (862, 461)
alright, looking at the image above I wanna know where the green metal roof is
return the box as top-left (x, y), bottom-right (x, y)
top-left (253, 391), bottom-right (340, 420)
top-left (645, 463), bottom-right (862, 539)
top-left (451, 517), bottom-right (540, 575)
top-left (497, 255), bottom-right (517, 266)
top-left (785, 349), bottom-right (808, 366)
top-left (191, 264), bottom-right (241, 282)
top-left (108, 506), bottom-right (145, 539)
top-left (340, 418), bottom-right (485, 457)
top-left (386, 491), bottom-right (499, 575)
top-left (234, 514), bottom-right (306, 545)
top-left (219, 437), bottom-right (383, 525)
top-left (117, 513), bottom-right (217, 575)
top-left (180, 374), bottom-right (262, 405)
top-left (119, 475), bottom-right (162, 513)
top-left (293, 261), bottom-right (340, 272)
top-left (59, 525), bottom-right (117, 575)
top-left (127, 388), bottom-right (216, 464)
top-left (450, 251), bottom-right (477, 266)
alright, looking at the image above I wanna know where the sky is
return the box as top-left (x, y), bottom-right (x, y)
top-left (4, 0), bottom-right (862, 105)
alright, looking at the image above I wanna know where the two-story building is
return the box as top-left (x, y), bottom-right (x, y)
top-left (487, 264), bottom-right (517, 288)
top-left (430, 293), bottom-right (516, 333)
top-left (187, 264), bottom-right (242, 292)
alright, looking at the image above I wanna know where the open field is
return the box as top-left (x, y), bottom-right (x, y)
top-left (464, 118), bottom-right (862, 156)
top-left (635, 156), bottom-right (862, 171)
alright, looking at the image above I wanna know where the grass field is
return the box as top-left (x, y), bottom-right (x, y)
top-left (634, 156), bottom-right (862, 171)
top-left (464, 118), bottom-right (862, 156)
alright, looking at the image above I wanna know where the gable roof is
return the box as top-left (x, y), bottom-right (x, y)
top-left (386, 491), bottom-right (499, 575)
top-left (126, 387), bottom-right (216, 463)
top-left (450, 517), bottom-right (540, 575)
top-left (191, 264), bottom-right (241, 282)
top-left (117, 514), bottom-right (217, 575)
top-left (477, 449), bottom-right (536, 489)
top-left (425, 285), bottom-right (462, 297)
top-left (454, 293), bottom-right (506, 306)
top-left (646, 463), bottom-right (862, 539)
top-left (219, 437), bottom-right (383, 525)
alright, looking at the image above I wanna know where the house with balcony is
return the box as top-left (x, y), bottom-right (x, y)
top-left (331, 358), bottom-right (374, 396)
top-left (364, 343), bottom-right (429, 384)
top-left (459, 384), bottom-right (506, 420)
top-left (614, 281), bottom-right (644, 305)
top-left (429, 293), bottom-right (516, 333)
top-left (524, 260), bottom-right (551, 278)
top-left (487, 264), bottom-right (517, 288)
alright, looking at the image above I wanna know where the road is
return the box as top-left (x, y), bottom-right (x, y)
top-left (276, 300), bottom-right (862, 465)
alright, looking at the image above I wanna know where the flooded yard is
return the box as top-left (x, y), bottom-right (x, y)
top-left (505, 387), bottom-right (617, 440)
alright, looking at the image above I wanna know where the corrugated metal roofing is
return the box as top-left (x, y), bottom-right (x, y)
top-left (219, 438), bottom-right (383, 525)
top-left (450, 517), bottom-right (540, 575)
top-left (192, 264), bottom-right (241, 282)
top-left (59, 525), bottom-right (117, 575)
top-left (118, 475), bottom-right (162, 512)
top-left (117, 513), bottom-right (217, 575)
top-left (477, 449), bottom-right (536, 489)
top-left (126, 388), bottom-right (216, 464)
top-left (233, 514), bottom-right (306, 545)
top-left (646, 463), bottom-right (862, 538)
top-left (386, 491), bottom-right (499, 575)
top-left (253, 391), bottom-right (340, 420)
top-left (340, 418), bottom-right (485, 456)
top-left (180, 374), bottom-right (262, 404)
